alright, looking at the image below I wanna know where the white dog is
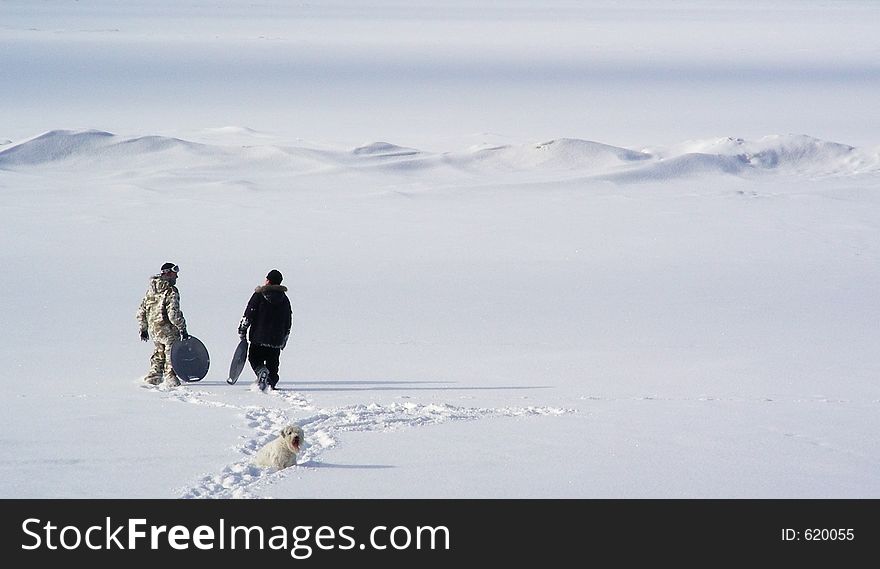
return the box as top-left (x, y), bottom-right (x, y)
top-left (253, 424), bottom-right (304, 469)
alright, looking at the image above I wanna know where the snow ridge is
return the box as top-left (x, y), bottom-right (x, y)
top-left (2, 130), bottom-right (877, 180)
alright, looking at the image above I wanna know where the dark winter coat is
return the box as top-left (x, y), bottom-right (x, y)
top-left (240, 284), bottom-right (292, 349)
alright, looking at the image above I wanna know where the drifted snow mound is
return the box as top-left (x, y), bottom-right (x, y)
top-left (0, 129), bottom-right (211, 168)
top-left (343, 141), bottom-right (428, 172)
top-left (438, 136), bottom-right (870, 181)
top-left (352, 141), bottom-right (421, 158)
top-left (604, 153), bottom-right (751, 183)
top-left (637, 135), bottom-right (880, 178)
top-left (449, 138), bottom-right (651, 172)
top-left (739, 135), bottom-right (875, 175)
top-left (0, 130), bottom-right (116, 166)
top-left (0, 129), bottom-right (331, 173)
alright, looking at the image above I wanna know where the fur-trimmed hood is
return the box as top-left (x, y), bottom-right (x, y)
top-left (256, 284), bottom-right (288, 305)
top-left (242, 283), bottom-right (292, 348)
top-left (256, 284), bottom-right (288, 294)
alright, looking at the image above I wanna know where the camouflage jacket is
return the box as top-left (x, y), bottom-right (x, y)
top-left (136, 276), bottom-right (187, 343)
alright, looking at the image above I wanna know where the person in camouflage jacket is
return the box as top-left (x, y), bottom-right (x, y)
top-left (137, 262), bottom-right (188, 387)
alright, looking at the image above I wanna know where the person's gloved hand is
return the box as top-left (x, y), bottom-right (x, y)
top-left (181, 330), bottom-right (190, 341)
top-left (281, 333), bottom-right (289, 350)
top-left (140, 330), bottom-right (149, 342)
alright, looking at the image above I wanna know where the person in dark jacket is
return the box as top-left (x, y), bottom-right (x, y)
top-left (238, 269), bottom-right (292, 390)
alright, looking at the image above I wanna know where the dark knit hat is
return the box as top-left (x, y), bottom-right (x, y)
top-left (266, 269), bottom-right (283, 284)
top-left (161, 262), bottom-right (179, 274)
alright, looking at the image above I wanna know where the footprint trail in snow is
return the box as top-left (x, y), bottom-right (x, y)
top-left (144, 382), bottom-right (570, 499)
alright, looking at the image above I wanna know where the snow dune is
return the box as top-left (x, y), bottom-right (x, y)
top-left (2, 129), bottom-right (877, 181)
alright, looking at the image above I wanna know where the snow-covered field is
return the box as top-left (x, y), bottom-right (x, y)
top-left (1, 1), bottom-right (879, 499)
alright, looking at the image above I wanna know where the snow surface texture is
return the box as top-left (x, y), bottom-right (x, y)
top-left (163, 382), bottom-right (565, 499)
top-left (3, 126), bottom-right (879, 499)
top-left (2, 1), bottom-right (880, 499)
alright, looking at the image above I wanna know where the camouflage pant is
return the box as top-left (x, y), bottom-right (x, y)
top-left (148, 338), bottom-right (178, 381)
